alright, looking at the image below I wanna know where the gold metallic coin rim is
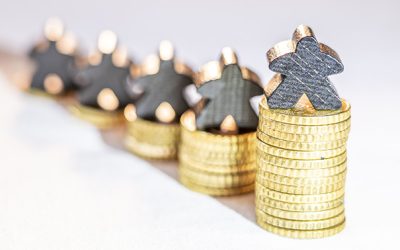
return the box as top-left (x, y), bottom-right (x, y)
top-left (257, 140), bottom-right (347, 160)
top-left (179, 152), bottom-right (256, 174)
top-left (259, 97), bottom-right (351, 126)
top-left (258, 117), bottom-right (351, 135)
top-left (260, 126), bottom-right (350, 143)
top-left (257, 151), bottom-right (347, 169)
top-left (256, 217), bottom-right (345, 239)
top-left (256, 208), bottom-right (345, 230)
top-left (256, 193), bottom-right (345, 212)
top-left (256, 168), bottom-right (347, 186)
top-left (180, 175), bottom-right (254, 196)
top-left (179, 149), bottom-right (256, 166)
top-left (256, 177), bottom-right (346, 195)
top-left (256, 202), bottom-right (345, 221)
top-left (257, 159), bottom-right (347, 177)
top-left (180, 113), bottom-right (257, 144)
top-left (127, 117), bottom-right (180, 146)
top-left (255, 183), bottom-right (345, 203)
top-left (257, 130), bottom-right (348, 151)
top-left (69, 104), bottom-right (124, 129)
top-left (180, 146), bottom-right (256, 161)
top-left (125, 135), bottom-right (177, 160)
top-left (179, 165), bottom-right (255, 188)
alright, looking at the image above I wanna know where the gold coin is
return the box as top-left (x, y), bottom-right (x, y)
top-left (256, 218), bottom-right (345, 239)
top-left (125, 135), bottom-right (177, 159)
top-left (256, 202), bottom-right (344, 221)
top-left (258, 117), bottom-right (351, 135)
top-left (256, 209), bottom-right (345, 230)
top-left (256, 178), bottom-right (345, 195)
top-left (181, 125), bottom-right (256, 145)
top-left (69, 104), bottom-right (124, 129)
top-left (257, 140), bottom-right (346, 160)
top-left (256, 193), bottom-right (345, 212)
top-left (257, 130), bottom-right (348, 151)
top-left (179, 147), bottom-right (256, 165)
top-left (257, 158), bottom-right (347, 177)
top-left (259, 98), bottom-right (351, 126)
top-left (178, 152), bottom-right (255, 174)
top-left (180, 175), bottom-right (254, 196)
top-left (255, 183), bottom-right (345, 203)
top-left (261, 127), bottom-right (350, 143)
top-left (127, 118), bottom-right (180, 145)
top-left (256, 169), bottom-right (347, 186)
top-left (182, 138), bottom-right (256, 154)
top-left (179, 164), bottom-right (255, 188)
top-left (257, 152), bottom-right (347, 170)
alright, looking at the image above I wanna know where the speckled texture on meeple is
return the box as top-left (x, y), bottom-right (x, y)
top-left (267, 36), bottom-right (343, 110)
top-left (196, 64), bottom-right (264, 131)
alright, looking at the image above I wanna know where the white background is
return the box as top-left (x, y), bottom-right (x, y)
top-left (1, 0), bottom-right (400, 249)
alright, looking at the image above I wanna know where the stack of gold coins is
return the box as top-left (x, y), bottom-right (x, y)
top-left (255, 97), bottom-right (351, 238)
top-left (124, 41), bottom-right (193, 160)
top-left (178, 111), bottom-right (257, 196)
top-left (69, 104), bottom-right (125, 129)
top-left (125, 116), bottom-right (180, 159)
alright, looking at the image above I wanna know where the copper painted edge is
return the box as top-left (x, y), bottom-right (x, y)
top-left (264, 73), bottom-right (282, 97)
top-left (266, 39), bottom-right (296, 64)
top-left (292, 24), bottom-right (315, 44)
top-left (195, 49), bottom-right (262, 88)
top-left (173, 59), bottom-right (195, 78)
top-left (136, 55), bottom-right (193, 79)
top-left (266, 24), bottom-right (341, 64)
top-left (319, 43), bottom-right (341, 63)
top-left (32, 39), bottom-right (50, 53)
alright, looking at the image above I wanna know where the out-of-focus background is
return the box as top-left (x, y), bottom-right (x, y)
top-left (1, 1), bottom-right (400, 249)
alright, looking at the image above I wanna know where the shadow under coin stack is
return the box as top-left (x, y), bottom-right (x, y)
top-left (255, 25), bottom-right (351, 238)
top-left (124, 41), bottom-right (194, 159)
top-left (179, 48), bottom-right (264, 196)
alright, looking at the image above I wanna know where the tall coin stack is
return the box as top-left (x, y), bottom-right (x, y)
top-left (255, 25), bottom-right (351, 238)
top-left (178, 48), bottom-right (264, 196)
top-left (179, 111), bottom-right (257, 196)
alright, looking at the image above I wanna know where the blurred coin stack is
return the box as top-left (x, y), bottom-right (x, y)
top-left (255, 25), bottom-right (351, 238)
top-left (124, 41), bottom-right (193, 159)
top-left (179, 111), bottom-right (257, 196)
top-left (125, 113), bottom-right (181, 159)
top-left (256, 98), bottom-right (351, 238)
top-left (178, 48), bottom-right (264, 196)
top-left (70, 30), bottom-right (132, 129)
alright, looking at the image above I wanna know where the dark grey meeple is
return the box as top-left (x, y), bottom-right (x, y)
top-left (196, 52), bottom-right (264, 131)
top-left (132, 51), bottom-right (193, 122)
top-left (76, 54), bottom-right (132, 109)
top-left (29, 41), bottom-right (78, 93)
top-left (267, 25), bottom-right (344, 110)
